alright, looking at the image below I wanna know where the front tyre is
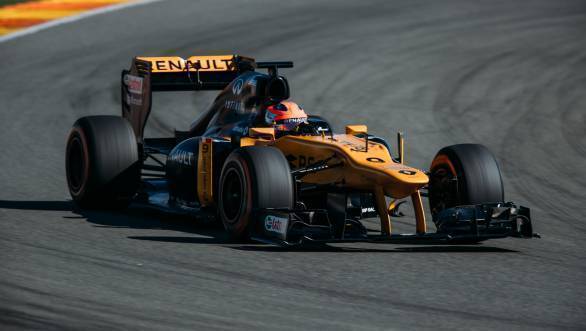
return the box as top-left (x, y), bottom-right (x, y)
top-left (428, 144), bottom-right (504, 216)
top-left (218, 146), bottom-right (294, 239)
top-left (65, 116), bottom-right (140, 209)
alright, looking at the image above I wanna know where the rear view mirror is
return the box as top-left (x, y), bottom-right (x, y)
top-left (249, 127), bottom-right (275, 140)
top-left (345, 125), bottom-right (368, 135)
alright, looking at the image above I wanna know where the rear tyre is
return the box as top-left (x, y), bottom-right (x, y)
top-left (65, 116), bottom-right (140, 209)
top-left (218, 146), bottom-right (294, 239)
top-left (428, 144), bottom-right (504, 216)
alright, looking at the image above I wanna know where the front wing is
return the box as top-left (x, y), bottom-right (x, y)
top-left (251, 203), bottom-right (537, 246)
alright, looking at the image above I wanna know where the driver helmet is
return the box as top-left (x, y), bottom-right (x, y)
top-left (264, 101), bottom-right (308, 132)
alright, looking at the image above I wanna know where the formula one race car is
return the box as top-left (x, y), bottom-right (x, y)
top-left (65, 54), bottom-right (536, 246)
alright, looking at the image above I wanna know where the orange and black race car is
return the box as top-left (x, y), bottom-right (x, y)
top-left (65, 54), bottom-right (537, 245)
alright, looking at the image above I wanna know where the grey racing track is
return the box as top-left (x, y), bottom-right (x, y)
top-left (1, 0), bottom-right (585, 329)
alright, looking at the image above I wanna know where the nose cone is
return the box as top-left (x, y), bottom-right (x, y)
top-left (377, 164), bottom-right (428, 198)
top-left (274, 134), bottom-right (429, 199)
top-left (382, 164), bottom-right (429, 185)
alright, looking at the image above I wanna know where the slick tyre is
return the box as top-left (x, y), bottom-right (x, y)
top-left (65, 116), bottom-right (140, 209)
top-left (218, 146), bottom-right (294, 240)
top-left (428, 144), bottom-right (504, 216)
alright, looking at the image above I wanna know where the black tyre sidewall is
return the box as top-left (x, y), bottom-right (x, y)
top-left (218, 147), bottom-right (293, 239)
top-left (66, 116), bottom-right (140, 209)
top-left (429, 144), bottom-right (504, 214)
top-left (66, 128), bottom-right (90, 199)
top-left (218, 153), bottom-right (253, 238)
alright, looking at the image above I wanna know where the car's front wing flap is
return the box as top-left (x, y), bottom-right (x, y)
top-left (250, 203), bottom-right (537, 247)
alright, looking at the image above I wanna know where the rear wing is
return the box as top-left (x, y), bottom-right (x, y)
top-left (121, 55), bottom-right (256, 142)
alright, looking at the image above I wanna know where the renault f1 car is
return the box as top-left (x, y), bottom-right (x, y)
top-left (65, 54), bottom-right (536, 246)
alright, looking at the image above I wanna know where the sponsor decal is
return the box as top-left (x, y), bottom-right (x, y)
top-left (283, 117), bottom-right (306, 124)
top-left (197, 139), bottom-right (213, 207)
top-left (124, 74), bottom-right (143, 94)
top-left (399, 170), bottom-right (417, 175)
top-left (137, 56), bottom-right (234, 72)
top-left (362, 207), bottom-right (376, 213)
top-left (338, 138), bottom-right (369, 152)
top-left (225, 100), bottom-right (243, 112)
top-left (125, 93), bottom-right (142, 106)
top-left (264, 215), bottom-right (288, 235)
top-left (232, 79), bottom-right (244, 95)
top-left (169, 150), bottom-right (194, 166)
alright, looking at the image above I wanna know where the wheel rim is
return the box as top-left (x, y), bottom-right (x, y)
top-left (221, 167), bottom-right (244, 223)
top-left (429, 166), bottom-right (458, 215)
top-left (67, 135), bottom-right (86, 193)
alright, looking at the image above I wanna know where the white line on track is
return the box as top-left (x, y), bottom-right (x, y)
top-left (0, 0), bottom-right (163, 43)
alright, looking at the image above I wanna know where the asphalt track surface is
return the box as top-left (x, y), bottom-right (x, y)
top-left (1, 0), bottom-right (585, 329)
